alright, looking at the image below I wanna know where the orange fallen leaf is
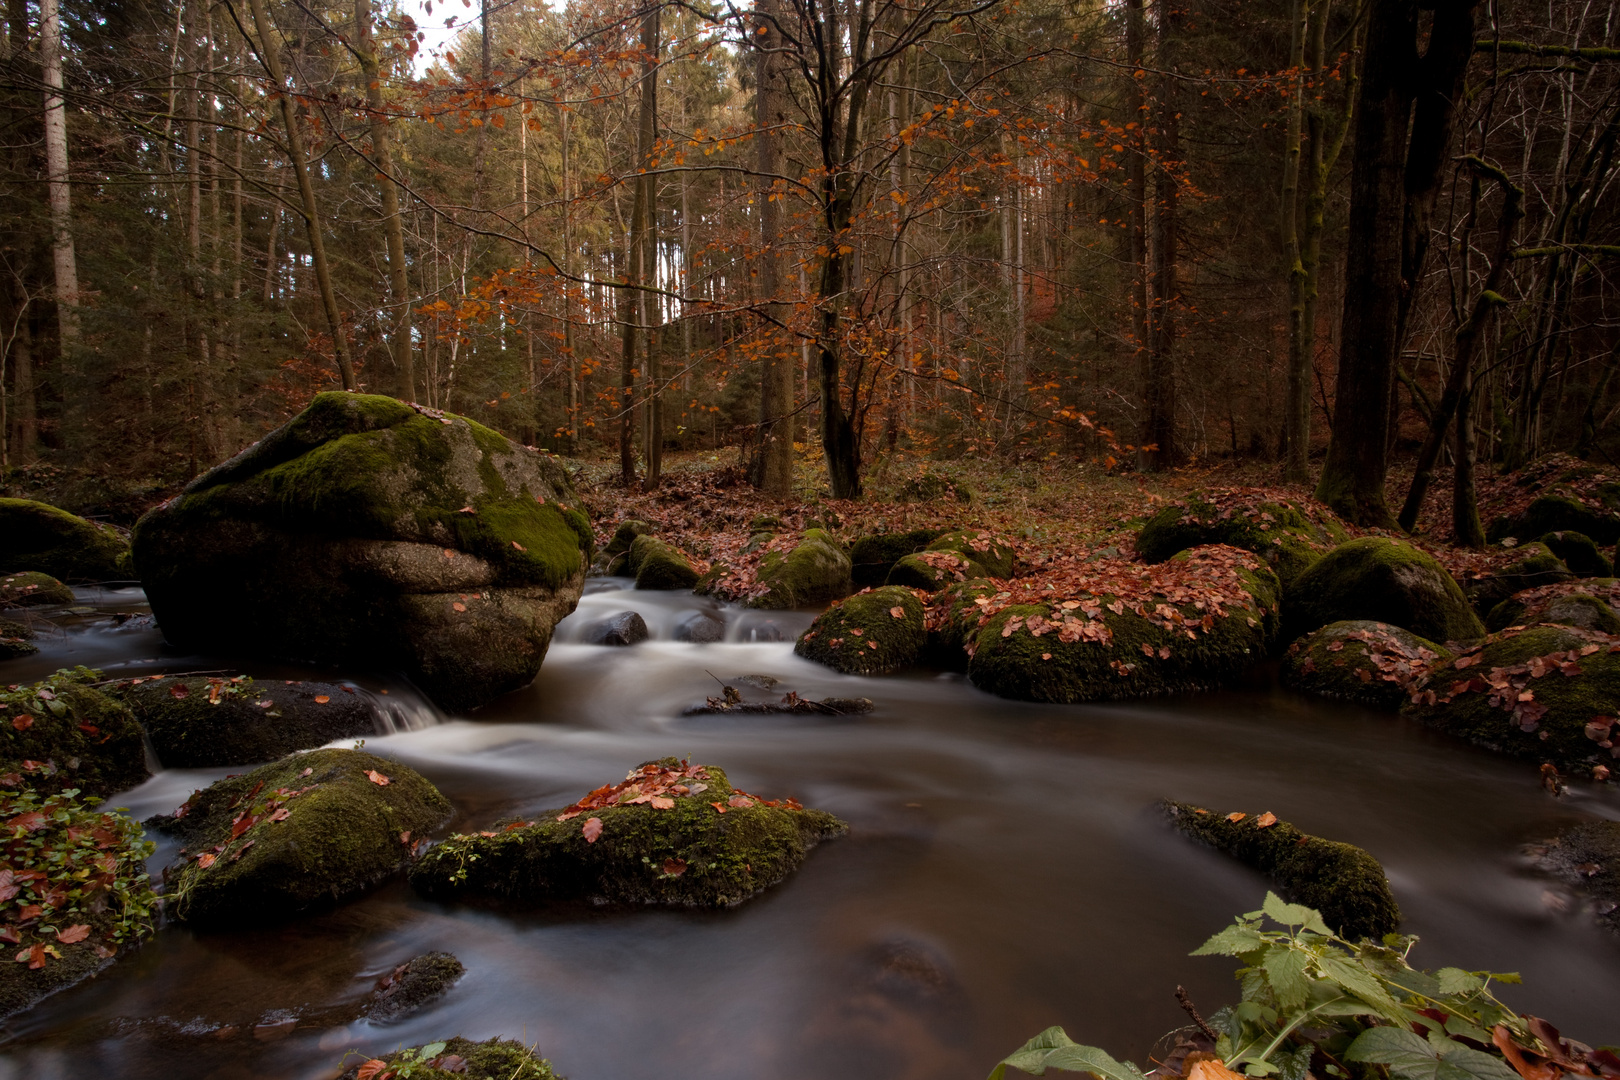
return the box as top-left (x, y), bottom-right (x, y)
top-left (55, 924), bottom-right (90, 944)
top-left (512, 541), bottom-right (526, 551)
top-left (728, 795), bottom-right (754, 809)
top-left (10, 716), bottom-right (30, 731)
top-left (711, 801), bottom-right (729, 814)
top-left (169, 683), bottom-right (190, 699)
top-left (443, 549), bottom-right (457, 558)
top-left (458, 505), bottom-right (476, 514)
top-left (452, 602), bottom-right (467, 612)
top-left (301, 767), bottom-right (313, 776)
top-left (662, 857), bottom-right (687, 876)
top-left (356, 1060), bottom-right (392, 1080)
top-left (196, 853), bottom-right (216, 868)
top-left (365, 770), bottom-right (391, 786)
top-left (269, 808), bottom-right (291, 822)
top-left (1225, 812), bottom-right (1247, 823)
top-left (1187, 1060), bottom-right (1249, 1080)
top-left (1041, 652), bottom-right (1052, 660)
top-left (581, 816), bottom-right (603, 842)
top-left (16, 943), bottom-right (46, 969)
top-left (1255, 812), bottom-right (1278, 828)
top-left (400, 830), bottom-right (411, 844)
top-left (650, 796), bottom-right (674, 809)
top-left (890, 606), bottom-right (905, 618)
top-left (313, 695), bottom-right (330, 704)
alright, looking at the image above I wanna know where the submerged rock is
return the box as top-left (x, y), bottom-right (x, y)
top-left (750, 529), bottom-right (852, 608)
top-left (1287, 537), bottom-right (1484, 643)
top-left (0, 668), bottom-right (149, 797)
top-left (132, 393), bottom-right (588, 712)
top-left (1135, 490), bottom-right (1348, 594)
top-left (582, 611), bottom-right (649, 646)
top-left (1282, 620), bottom-right (1449, 711)
top-left (674, 611), bottom-right (725, 643)
top-left (117, 675), bottom-right (377, 768)
top-left (796, 586), bottom-right (926, 675)
top-left (152, 748), bottom-right (452, 926)
top-left (410, 758), bottom-right (846, 908)
top-left (339, 1036), bottom-right (561, 1080)
top-left (363, 952), bottom-right (466, 1023)
top-left (1486, 579), bottom-right (1620, 634)
top-left (628, 535), bottom-right (700, 591)
top-left (1161, 800), bottom-right (1401, 940)
top-left (0, 617), bottom-right (37, 661)
top-left (1535, 820), bottom-right (1620, 935)
top-left (0, 572), bottom-right (74, 608)
top-left (683, 690), bottom-right (874, 715)
top-left (850, 528), bottom-right (945, 588)
top-left (0, 498), bottom-right (130, 583)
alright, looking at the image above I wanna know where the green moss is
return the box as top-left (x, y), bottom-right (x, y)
top-left (629, 535), bottom-right (700, 591)
top-left (1287, 537), bottom-right (1485, 643)
top-left (0, 668), bottom-right (148, 797)
top-left (410, 761), bottom-right (846, 908)
top-left (153, 748), bottom-right (452, 926)
top-left (796, 586), bottom-right (926, 674)
top-left (923, 578), bottom-right (999, 670)
top-left (1486, 578), bottom-right (1620, 633)
top-left (117, 676), bottom-right (377, 768)
top-left (1489, 493), bottom-right (1620, 546)
top-left (562, 507), bottom-right (595, 562)
top-left (604, 519), bottom-right (653, 558)
top-left (364, 951), bottom-right (466, 1022)
top-left (1161, 800), bottom-right (1401, 940)
top-left (849, 528), bottom-right (945, 588)
top-left (1282, 620), bottom-right (1450, 711)
top-left (885, 550), bottom-right (986, 591)
top-left (750, 529), bottom-right (852, 609)
top-left (341, 1036), bottom-right (561, 1080)
top-left (1466, 543), bottom-right (1575, 616)
top-left (896, 471), bottom-right (975, 505)
top-left (0, 571), bottom-right (73, 607)
top-left (1136, 496), bottom-right (1341, 595)
top-left (1539, 531), bottom-right (1612, 577)
top-left (926, 530), bottom-right (1015, 578)
top-left (1401, 624), bottom-right (1620, 771)
top-left (748, 514), bottom-right (785, 532)
top-left (0, 498), bottom-right (130, 583)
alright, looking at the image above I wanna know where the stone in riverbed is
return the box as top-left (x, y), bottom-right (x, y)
top-left (1534, 820), bottom-right (1620, 935)
top-left (131, 393), bottom-right (589, 712)
top-left (675, 611), bottom-right (725, 642)
top-left (922, 578), bottom-right (999, 670)
top-left (1286, 536), bottom-right (1484, 643)
top-left (363, 952), bottom-right (466, 1023)
top-left (0, 572), bottom-right (74, 608)
top-left (582, 610), bottom-right (648, 646)
top-left (0, 668), bottom-right (149, 797)
top-left (751, 529), bottom-right (853, 608)
top-left (0, 498), bottom-right (131, 583)
top-left (150, 748), bottom-right (451, 926)
top-left (796, 586), bottom-right (926, 675)
top-left (849, 528), bottom-right (945, 588)
top-left (1282, 620), bottom-right (1450, 711)
top-left (628, 535), bottom-right (700, 591)
top-left (409, 758), bottom-right (846, 908)
top-left (338, 1036), bottom-right (561, 1080)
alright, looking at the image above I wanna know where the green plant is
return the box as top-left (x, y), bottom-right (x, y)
top-left (991, 894), bottom-right (1617, 1080)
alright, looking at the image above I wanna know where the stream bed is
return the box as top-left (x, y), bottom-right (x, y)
top-left (1, 581), bottom-right (1617, 1080)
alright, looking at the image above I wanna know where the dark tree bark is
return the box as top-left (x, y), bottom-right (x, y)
top-left (752, 0), bottom-right (794, 497)
top-left (1142, 0), bottom-right (1178, 469)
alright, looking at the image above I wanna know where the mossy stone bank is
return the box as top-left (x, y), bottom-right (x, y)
top-left (118, 675), bottom-right (378, 768)
top-left (0, 498), bottom-right (130, 583)
top-left (0, 668), bottom-right (148, 797)
top-left (1282, 620), bottom-right (1450, 711)
top-left (796, 586), bottom-right (926, 675)
top-left (1489, 493), bottom-right (1620, 546)
top-left (1467, 542), bottom-right (1574, 615)
top-left (1539, 531), bottom-right (1613, 578)
top-left (152, 748), bottom-right (451, 925)
top-left (628, 535), bottom-right (700, 591)
top-left (849, 528), bottom-right (945, 588)
top-left (1485, 579), bottom-right (1620, 633)
top-left (132, 393), bottom-right (588, 711)
top-left (923, 578), bottom-right (999, 669)
top-left (1287, 537), bottom-right (1484, 643)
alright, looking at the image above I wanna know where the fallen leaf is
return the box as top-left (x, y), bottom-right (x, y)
top-left (365, 770), bottom-right (391, 786)
top-left (1187, 1060), bottom-right (1249, 1080)
top-left (581, 817), bottom-right (603, 842)
top-left (662, 857), bottom-right (688, 876)
top-left (512, 541), bottom-right (526, 551)
top-left (711, 801), bottom-right (729, 814)
top-left (458, 505), bottom-right (476, 514)
top-left (728, 795), bottom-right (755, 809)
top-left (10, 715), bottom-right (30, 731)
top-left (269, 808), bottom-right (291, 822)
top-left (16, 943), bottom-right (46, 969)
top-left (1041, 652), bottom-right (1052, 660)
top-left (17, 904), bottom-right (41, 921)
top-left (1255, 812), bottom-right (1278, 828)
top-left (0, 926), bottom-right (17, 944)
top-left (301, 767), bottom-right (313, 777)
top-left (170, 683), bottom-right (190, 700)
top-left (313, 695), bottom-right (330, 704)
top-left (650, 796), bottom-right (675, 809)
top-left (890, 606), bottom-right (905, 618)
top-left (356, 1060), bottom-right (392, 1080)
top-left (400, 830), bottom-right (412, 844)
top-left (452, 602), bottom-right (467, 612)
top-left (56, 925), bottom-right (90, 944)
top-left (196, 853), bottom-right (216, 868)
top-left (1225, 812), bottom-right (1247, 823)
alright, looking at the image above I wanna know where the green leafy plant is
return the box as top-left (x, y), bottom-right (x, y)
top-left (991, 893), bottom-right (1620, 1080)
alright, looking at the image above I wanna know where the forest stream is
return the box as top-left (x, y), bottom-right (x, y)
top-left (0, 580), bottom-right (1616, 1080)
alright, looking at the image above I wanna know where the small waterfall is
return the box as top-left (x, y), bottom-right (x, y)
top-left (367, 683), bottom-right (446, 732)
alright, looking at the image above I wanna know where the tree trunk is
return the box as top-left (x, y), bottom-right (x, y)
top-left (356, 0), bottom-right (415, 402)
top-left (620, 4), bottom-right (658, 486)
top-left (40, 0), bottom-right (78, 360)
top-left (1279, 0), bottom-right (1309, 480)
top-left (1127, 0), bottom-right (1149, 468)
top-left (1142, 0), bottom-right (1178, 470)
top-left (753, 0), bottom-right (794, 496)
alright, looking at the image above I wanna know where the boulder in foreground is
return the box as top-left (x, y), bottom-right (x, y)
top-left (0, 667), bottom-right (149, 797)
top-left (795, 586), bottom-right (926, 675)
top-left (132, 393), bottom-right (589, 712)
top-left (410, 758), bottom-right (846, 908)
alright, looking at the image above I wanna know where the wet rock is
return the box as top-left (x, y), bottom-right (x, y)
top-left (1467, 542), bottom-right (1575, 615)
top-left (750, 529), bottom-right (852, 609)
top-left (1538, 530), bottom-right (1613, 578)
top-left (742, 620), bottom-right (786, 642)
top-left (410, 758), bottom-right (846, 908)
top-left (132, 393), bottom-right (588, 712)
top-left (151, 748), bottom-right (451, 926)
top-left (0, 498), bottom-right (130, 583)
top-left (1535, 820), bottom-right (1620, 935)
top-left (797, 586), bottom-right (926, 675)
top-left (117, 676), bottom-right (378, 768)
top-left (1162, 800), bottom-right (1400, 940)
top-left (628, 535), bottom-right (700, 591)
top-left (732, 674), bottom-right (778, 689)
top-left (1489, 493), bottom-right (1620, 547)
top-left (1400, 623), bottom-right (1620, 773)
top-left (0, 572), bottom-right (74, 608)
top-left (0, 617), bottom-right (37, 661)
top-left (1282, 620), bottom-right (1450, 711)
top-left (363, 952), bottom-right (466, 1023)
top-left (1287, 537), bottom-right (1484, 643)
top-left (583, 611), bottom-right (649, 646)
top-left (0, 668), bottom-right (149, 797)
top-left (1135, 490), bottom-right (1348, 594)
top-left (1486, 579), bottom-right (1620, 634)
top-left (684, 692), bottom-right (874, 716)
top-left (850, 529), bottom-right (946, 588)
top-left (674, 611), bottom-right (724, 643)
top-left (338, 1036), bottom-right (561, 1080)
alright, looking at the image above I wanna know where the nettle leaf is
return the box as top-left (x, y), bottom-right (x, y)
top-left (988, 1028), bottom-right (1148, 1080)
top-left (1278, 1044), bottom-right (1314, 1080)
top-left (1436, 968), bottom-right (1484, 996)
top-left (1261, 893), bottom-right (1332, 936)
top-left (1194, 925), bottom-right (1270, 957)
top-left (1262, 947), bottom-right (1312, 1012)
top-left (1319, 956), bottom-right (1409, 1024)
top-left (1346, 1028), bottom-right (1520, 1080)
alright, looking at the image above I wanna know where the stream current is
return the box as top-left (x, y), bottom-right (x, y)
top-left (0, 581), bottom-right (1617, 1080)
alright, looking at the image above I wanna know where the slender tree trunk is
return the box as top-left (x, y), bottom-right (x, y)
top-left (1280, 0), bottom-right (1310, 479)
top-left (619, 6), bottom-right (658, 486)
top-left (1143, 0), bottom-right (1179, 469)
top-left (357, 0), bottom-right (415, 402)
top-left (561, 105), bottom-right (578, 451)
top-left (40, 0), bottom-right (78, 361)
top-left (641, 10), bottom-right (662, 489)
top-left (9, 279), bottom-right (35, 464)
top-left (1127, 0), bottom-right (1149, 467)
top-left (753, 0), bottom-right (793, 495)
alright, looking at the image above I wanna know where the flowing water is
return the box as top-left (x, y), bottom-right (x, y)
top-left (1, 582), bottom-right (1617, 1080)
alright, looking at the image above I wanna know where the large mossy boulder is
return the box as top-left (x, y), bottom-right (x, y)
top-left (0, 668), bottom-right (148, 797)
top-left (1162, 800), bottom-right (1401, 940)
top-left (1489, 493), bottom-right (1620, 546)
top-left (922, 578), bottom-right (999, 670)
top-left (628, 535), bottom-right (700, 591)
top-left (1287, 537), bottom-right (1484, 643)
top-left (895, 471), bottom-right (975, 505)
top-left (0, 786), bottom-right (159, 1020)
top-left (0, 498), bottom-right (130, 583)
top-left (410, 758), bottom-right (846, 908)
top-left (117, 675), bottom-right (377, 768)
top-left (1538, 530), bottom-right (1613, 577)
top-left (849, 528), bottom-right (945, 588)
top-left (966, 546), bottom-right (1280, 704)
top-left (0, 572), bottom-right (74, 608)
top-left (592, 519), bottom-right (652, 576)
top-left (1465, 542), bottom-right (1575, 615)
top-left (152, 748), bottom-right (451, 925)
top-left (796, 586), bottom-right (926, 675)
top-left (928, 529), bottom-right (1016, 578)
top-left (1401, 624), bottom-right (1620, 773)
top-left (1485, 579), bottom-right (1620, 633)
top-left (340, 1037), bottom-right (561, 1080)
top-left (1135, 491), bottom-right (1347, 593)
top-left (750, 529), bottom-right (852, 609)
top-left (132, 393), bottom-right (588, 712)
top-left (1282, 620), bottom-right (1449, 711)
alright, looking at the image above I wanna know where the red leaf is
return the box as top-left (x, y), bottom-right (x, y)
top-left (1225, 812), bottom-right (1247, 823)
top-left (9, 714), bottom-right (32, 732)
top-left (1255, 812), bottom-right (1278, 828)
top-left (356, 1059), bottom-right (392, 1080)
top-left (452, 602), bottom-right (467, 612)
top-left (7, 811), bottom-right (46, 832)
top-left (196, 853), bottom-right (216, 869)
top-left (56, 924), bottom-right (90, 944)
top-left (581, 817), bottom-right (603, 843)
top-left (314, 695), bottom-right (331, 704)
top-left (365, 770), bottom-right (390, 786)
top-left (17, 904), bottom-right (41, 921)
top-left (889, 606), bottom-right (905, 618)
top-left (711, 801), bottom-right (729, 814)
top-left (728, 794), bottom-right (754, 809)
top-left (662, 857), bottom-right (687, 876)
top-left (16, 943), bottom-right (46, 969)
top-left (0, 926), bottom-right (18, 944)
top-left (400, 830), bottom-right (412, 844)
top-left (169, 683), bottom-right (190, 699)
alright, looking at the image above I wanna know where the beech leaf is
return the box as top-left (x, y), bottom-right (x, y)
top-left (55, 924), bottom-right (90, 944)
top-left (581, 816), bottom-right (603, 842)
top-left (365, 770), bottom-right (391, 786)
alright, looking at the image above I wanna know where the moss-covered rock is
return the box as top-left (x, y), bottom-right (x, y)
top-left (1282, 621), bottom-right (1450, 711)
top-left (1161, 800), bottom-right (1401, 940)
top-left (1287, 537), bottom-right (1485, 643)
top-left (628, 535), bottom-right (700, 591)
top-left (896, 471), bottom-right (975, 505)
top-left (0, 572), bottom-right (74, 608)
top-left (1466, 543), bottom-right (1576, 615)
top-left (363, 952), bottom-right (466, 1023)
top-left (0, 668), bottom-right (148, 797)
top-left (339, 1036), bottom-right (561, 1080)
top-left (886, 549), bottom-right (986, 591)
top-left (152, 748), bottom-right (452, 925)
top-left (1486, 578), bottom-right (1620, 633)
top-left (796, 586), bottom-right (926, 675)
top-left (0, 786), bottom-right (159, 1020)
top-left (1135, 491), bottom-right (1348, 594)
top-left (1538, 531), bottom-right (1613, 577)
top-left (0, 498), bottom-right (130, 584)
top-left (1489, 493), bottom-right (1620, 546)
top-left (922, 578), bottom-right (1000, 670)
top-left (849, 528), bottom-right (945, 588)
top-left (926, 529), bottom-right (1016, 578)
top-left (117, 675), bottom-right (377, 769)
top-left (1536, 820), bottom-right (1620, 935)
top-left (1401, 624), bottom-right (1620, 772)
top-left (0, 618), bottom-right (37, 661)
top-left (131, 393), bottom-right (587, 712)
top-left (409, 758), bottom-right (846, 908)
top-left (967, 546), bottom-right (1280, 704)
top-left (749, 529), bottom-right (852, 609)
top-left (593, 519), bottom-right (653, 578)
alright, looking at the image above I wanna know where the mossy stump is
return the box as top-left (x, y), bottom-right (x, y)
top-left (1486, 579), bottom-right (1620, 634)
top-left (1287, 537), bottom-right (1484, 643)
top-left (749, 529), bottom-right (852, 609)
top-left (0, 668), bottom-right (149, 797)
top-left (850, 529), bottom-right (945, 588)
top-left (339, 1036), bottom-right (562, 1080)
top-left (1282, 621), bottom-right (1450, 711)
top-left (0, 498), bottom-right (130, 583)
top-left (0, 572), bottom-right (74, 608)
top-left (132, 393), bottom-right (588, 712)
top-left (1162, 800), bottom-right (1401, 940)
top-left (151, 748), bottom-right (452, 925)
top-left (410, 759), bottom-right (846, 908)
top-left (796, 586), bottom-right (926, 675)
top-left (628, 535), bottom-right (700, 591)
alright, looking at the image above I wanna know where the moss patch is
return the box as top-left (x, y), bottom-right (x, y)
top-left (1466, 543), bottom-right (1575, 615)
top-left (363, 951), bottom-right (466, 1022)
top-left (796, 586), bottom-right (927, 675)
top-left (1282, 621), bottom-right (1450, 711)
top-left (629, 535), bottom-right (700, 591)
top-left (849, 528), bottom-right (945, 588)
top-left (1135, 490), bottom-right (1347, 594)
top-left (1489, 493), bottom-right (1620, 546)
top-left (152, 748), bottom-right (452, 926)
top-left (1486, 578), bottom-right (1620, 633)
top-left (604, 519), bottom-right (652, 559)
top-left (0, 572), bottom-right (73, 608)
top-left (340, 1036), bottom-right (561, 1080)
top-left (1162, 800), bottom-right (1401, 940)
top-left (1538, 531), bottom-right (1612, 578)
top-left (0, 668), bottom-right (149, 798)
top-left (1287, 537), bottom-right (1485, 643)
top-left (0, 499), bottom-right (129, 584)
top-left (922, 578), bottom-right (1000, 670)
top-left (926, 529), bottom-right (1016, 578)
top-left (117, 675), bottom-right (377, 768)
top-left (410, 759), bottom-right (846, 908)
top-left (896, 471), bottom-right (975, 505)
top-left (750, 530), bottom-right (852, 608)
